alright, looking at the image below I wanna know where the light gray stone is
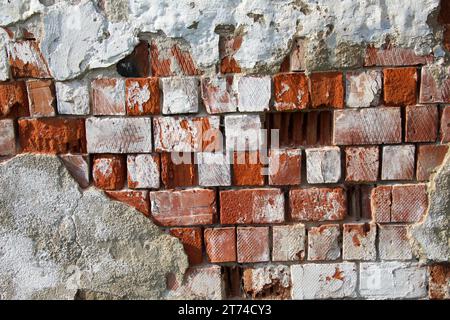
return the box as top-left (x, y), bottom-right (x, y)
top-left (0, 154), bottom-right (188, 300)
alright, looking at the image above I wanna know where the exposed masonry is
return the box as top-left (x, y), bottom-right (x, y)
top-left (1, 0), bottom-right (450, 300)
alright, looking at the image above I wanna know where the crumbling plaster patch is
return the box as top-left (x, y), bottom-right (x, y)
top-left (0, 154), bottom-right (188, 299)
top-left (0, 0), bottom-right (444, 79)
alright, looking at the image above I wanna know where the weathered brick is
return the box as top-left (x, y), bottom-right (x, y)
top-left (310, 72), bottom-right (344, 109)
top-left (359, 262), bottom-right (427, 299)
top-left (237, 227), bottom-right (270, 263)
top-left (204, 227), bottom-right (236, 263)
top-left (224, 114), bottom-right (264, 151)
top-left (0, 81), bottom-right (29, 118)
top-left (428, 264), bottom-right (450, 300)
top-left (86, 117), bottom-right (152, 153)
top-left (167, 265), bottom-right (223, 300)
top-left (116, 40), bottom-right (150, 77)
top-left (232, 151), bottom-right (265, 186)
top-left (268, 148), bottom-right (301, 185)
top-left (381, 145), bottom-right (415, 180)
top-left (92, 155), bottom-right (126, 190)
top-left (197, 152), bottom-right (231, 187)
top-left (220, 188), bottom-right (284, 224)
top-left (405, 105), bottom-right (438, 142)
top-left (291, 263), bottom-right (357, 299)
top-left (26, 80), bottom-right (56, 117)
top-left (7, 40), bottom-right (51, 78)
top-left (0, 119), bottom-right (16, 156)
top-left (333, 107), bottom-right (402, 145)
top-left (106, 190), bottom-right (150, 216)
top-left (383, 67), bottom-right (417, 106)
top-left (441, 106), bottom-right (450, 143)
top-left (153, 116), bottom-right (220, 152)
top-left (242, 265), bottom-right (291, 299)
top-left (391, 184), bottom-right (428, 223)
top-left (290, 187), bottom-right (347, 221)
top-left (378, 225), bottom-right (413, 260)
top-left (307, 224), bottom-right (341, 261)
top-left (170, 227), bottom-right (203, 266)
top-left (345, 70), bottom-right (382, 108)
top-left (161, 77), bottom-right (199, 114)
top-left (127, 154), bottom-right (160, 189)
top-left (345, 146), bottom-right (379, 182)
top-left (219, 34), bottom-right (242, 74)
top-left (416, 144), bottom-right (449, 181)
top-left (272, 224), bottom-right (305, 262)
top-left (284, 38), bottom-right (306, 72)
top-left (91, 78), bottom-right (125, 115)
top-left (419, 65), bottom-right (450, 104)
top-left (55, 80), bottom-right (90, 115)
top-left (18, 118), bottom-right (86, 154)
top-left (343, 223), bottom-right (377, 261)
top-left (59, 154), bottom-right (90, 188)
top-left (236, 76), bottom-right (271, 112)
top-left (161, 152), bottom-right (197, 188)
top-left (370, 185), bottom-right (392, 223)
top-left (305, 147), bottom-right (341, 184)
top-left (365, 46), bottom-right (433, 67)
top-left (126, 78), bottom-right (160, 115)
top-left (273, 73), bottom-right (309, 111)
top-left (201, 76), bottom-right (238, 114)
top-left (150, 189), bottom-right (216, 226)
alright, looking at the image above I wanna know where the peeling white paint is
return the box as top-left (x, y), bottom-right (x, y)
top-left (56, 80), bottom-right (90, 115)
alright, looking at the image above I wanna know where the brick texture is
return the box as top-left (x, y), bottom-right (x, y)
top-left (405, 105), bottom-right (438, 142)
top-left (204, 227), bottom-right (236, 263)
top-left (383, 67), bottom-right (417, 106)
top-left (237, 227), bottom-right (270, 263)
top-left (310, 72), bottom-right (344, 109)
top-left (170, 227), bottom-right (203, 266)
top-left (273, 73), bottom-right (309, 111)
top-left (416, 144), bottom-right (449, 181)
top-left (345, 146), bottom-right (379, 182)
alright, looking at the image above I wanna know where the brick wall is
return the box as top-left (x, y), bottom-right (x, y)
top-left (1, 34), bottom-right (449, 300)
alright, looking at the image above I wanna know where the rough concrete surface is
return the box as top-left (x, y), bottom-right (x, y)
top-left (0, 154), bottom-right (188, 300)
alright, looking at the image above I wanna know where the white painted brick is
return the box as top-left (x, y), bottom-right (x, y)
top-left (201, 76), bottom-right (238, 114)
top-left (224, 114), bottom-right (263, 151)
top-left (243, 265), bottom-right (291, 299)
top-left (382, 145), bottom-right (415, 180)
top-left (307, 224), bottom-right (341, 261)
top-left (378, 225), bottom-right (414, 260)
top-left (346, 70), bottom-right (382, 108)
top-left (343, 223), bottom-right (377, 261)
top-left (359, 262), bottom-right (427, 299)
top-left (0, 119), bottom-right (15, 156)
top-left (237, 76), bottom-right (271, 112)
top-left (306, 147), bottom-right (341, 184)
top-left (197, 152), bottom-right (231, 187)
top-left (272, 224), bottom-right (306, 261)
top-left (127, 154), bottom-right (160, 189)
top-left (161, 77), bottom-right (199, 114)
top-left (56, 80), bottom-right (90, 115)
top-left (153, 116), bottom-right (220, 152)
top-left (91, 78), bottom-right (126, 115)
top-left (291, 263), bottom-right (357, 299)
top-left (86, 117), bottom-right (152, 153)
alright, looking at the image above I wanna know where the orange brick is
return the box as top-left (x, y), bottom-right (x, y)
top-left (204, 227), bottom-right (236, 263)
top-left (0, 81), bottom-right (29, 118)
top-left (384, 67), bottom-right (417, 106)
top-left (417, 144), bottom-right (449, 181)
top-left (237, 227), bottom-right (269, 263)
top-left (170, 227), bottom-right (203, 266)
top-left (310, 72), bottom-right (344, 109)
top-left (126, 78), bottom-right (160, 115)
top-left (161, 152), bottom-right (197, 188)
top-left (273, 73), bottom-right (309, 111)
top-left (92, 155), bottom-right (126, 190)
top-left (232, 151), bottom-right (265, 186)
top-left (106, 190), bottom-right (150, 216)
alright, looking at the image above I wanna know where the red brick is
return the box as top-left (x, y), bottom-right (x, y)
top-left (59, 154), bottom-right (90, 188)
top-left (232, 151), bottom-right (265, 186)
top-left (26, 80), bottom-right (56, 117)
top-left (391, 184), bottom-right (428, 223)
top-left (438, 0), bottom-right (450, 24)
top-left (383, 67), bottom-right (417, 106)
top-left (371, 186), bottom-right (392, 223)
top-left (91, 78), bottom-right (125, 116)
top-left (170, 227), bottom-right (203, 266)
top-left (290, 187), bottom-right (347, 221)
top-left (381, 145), bottom-right (415, 181)
top-left (0, 119), bottom-right (16, 156)
top-left (237, 227), bottom-right (270, 263)
top-left (268, 149), bottom-right (302, 185)
top-left (310, 72), bottom-right (344, 109)
top-left (150, 39), bottom-right (201, 77)
top-left (0, 81), bottom-right (29, 118)
top-left (417, 145), bottom-right (449, 181)
top-left (242, 265), bottom-right (291, 299)
top-left (441, 106), bottom-right (450, 143)
top-left (220, 188), bottom-right (284, 224)
top-left (117, 40), bottom-right (150, 77)
top-left (7, 40), bottom-right (51, 78)
top-left (161, 152), bottom-right (197, 189)
top-left (201, 76), bottom-right (238, 114)
top-left (364, 46), bottom-right (433, 66)
top-left (419, 65), bottom-right (450, 104)
top-left (149, 189), bottom-right (216, 226)
top-left (204, 227), bottom-right (236, 263)
top-left (92, 155), bottom-right (126, 190)
top-left (345, 146), bottom-right (379, 182)
top-left (18, 118), bottom-right (86, 154)
top-left (307, 224), bottom-right (341, 261)
top-left (405, 105), bottom-right (438, 142)
top-left (125, 78), bottom-right (160, 115)
top-left (333, 108), bottom-right (402, 145)
top-left (219, 34), bottom-right (242, 74)
top-left (428, 264), bottom-right (450, 300)
top-left (127, 154), bottom-right (160, 189)
top-left (342, 223), bottom-right (377, 261)
top-left (273, 73), bottom-right (310, 111)
top-left (106, 190), bottom-right (150, 216)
